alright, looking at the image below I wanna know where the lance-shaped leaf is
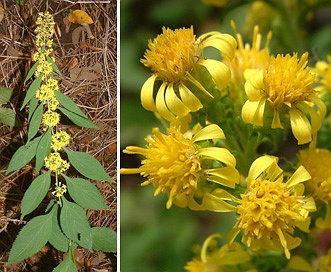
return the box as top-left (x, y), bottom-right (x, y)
top-left (91, 227), bottom-right (117, 252)
top-left (24, 61), bottom-right (39, 84)
top-left (6, 136), bottom-right (41, 174)
top-left (64, 148), bottom-right (113, 182)
top-left (58, 107), bottom-right (99, 129)
top-left (63, 174), bottom-right (108, 210)
top-left (21, 76), bottom-right (42, 110)
top-left (20, 171), bottom-right (51, 220)
top-left (60, 198), bottom-right (92, 250)
top-left (35, 128), bottom-right (52, 173)
top-left (7, 207), bottom-right (54, 265)
top-left (48, 204), bottom-right (69, 252)
top-left (28, 103), bottom-right (43, 141)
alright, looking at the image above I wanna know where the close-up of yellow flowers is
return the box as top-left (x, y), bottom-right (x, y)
top-left (121, 0), bottom-right (331, 271)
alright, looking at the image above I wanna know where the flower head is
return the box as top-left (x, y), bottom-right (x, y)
top-left (184, 234), bottom-right (252, 272)
top-left (299, 148), bottom-right (331, 230)
top-left (226, 21), bottom-right (272, 87)
top-left (314, 55), bottom-right (331, 94)
top-left (52, 182), bottom-right (67, 198)
top-left (229, 155), bottom-right (315, 259)
top-left (51, 131), bottom-right (71, 151)
top-left (45, 152), bottom-right (70, 173)
top-left (299, 149), bottom-right (331, 203)
top-left (242, 53), bottom-right (326, 144)
top-left (42, 110), bottom-right (60, 127)
top-left (121, 124), bottom-right (239, 209)
top-left (140, 26), bottom-right (236, 120)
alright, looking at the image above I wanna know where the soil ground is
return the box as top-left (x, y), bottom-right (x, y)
top-left (0, 0), bottom-right (117, 271)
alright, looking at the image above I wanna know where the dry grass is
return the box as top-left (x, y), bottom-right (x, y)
top-left (0, 0), bottom-right (117, 271)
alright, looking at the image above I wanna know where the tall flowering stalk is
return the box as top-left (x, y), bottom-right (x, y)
top-left (5, 12), bottom-right (116, 270)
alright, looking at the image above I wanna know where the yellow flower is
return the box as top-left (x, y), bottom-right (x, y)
top-left (229, 155), bottom-right (316, 259)
top-left (42, 110), bottom-right (60, 127)
top-left (140, 26), bottom-right (236, 120)
top-left (52, 182), bottom-right (67, 198)
top-left (35, 57), bottom-right (54, 78)
top-left (121, 124), bottom-right (239, 209)
top-left (299, 149), bottom-right (331, 203)
top-left (314, 55), bottom-right (331, 94)
top-left (45, 152), bottom-right (70, 173)
top-left (51, 131), bottom-right (71, 151)
top-left (242, 53), bottom-right (326, 144)
top-left (299, 149), bottom-right (331, 230)
top-left (318, 248), bottom-right (331, 272)
top-left (244, 1), bottom-right (276, 33)
top-left (227, 21), bottom-right (272, 87)
top-left (184, 234), bottom-right (252, 272)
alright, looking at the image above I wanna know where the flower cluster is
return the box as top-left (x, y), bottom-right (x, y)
top-left (45, 130), bottom-right (71, 175)
top-left (33, 12), bottom-right (61, 128)
top-left (122, 1), bottom-right (331, 270)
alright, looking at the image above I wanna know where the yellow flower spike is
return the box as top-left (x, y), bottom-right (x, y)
top-left (242, 52), bottom-right (326, 145)
top-left (230, 155), bottom-right (315, 259)
top-left (184, 233), bottom-right (252, 272)
top-left (121, 124), bottom-right (239, 209)
top-left (67, 9), bottom-right (94, 39)
top-left (140, 26), bottom-right (236, 121)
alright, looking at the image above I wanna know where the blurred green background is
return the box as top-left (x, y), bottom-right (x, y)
top-left (120, 0), bottom-right (331, 271)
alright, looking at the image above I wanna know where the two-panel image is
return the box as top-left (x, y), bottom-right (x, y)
top-left (1, 0), bottom-right (331, 271)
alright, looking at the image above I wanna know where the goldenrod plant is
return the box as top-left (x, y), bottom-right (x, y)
top-left (5, 12), bottom-right (116, 270)
top-left (121, 0), bottom-right (331, 270)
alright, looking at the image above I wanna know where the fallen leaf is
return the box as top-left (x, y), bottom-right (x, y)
top-left (70, 63), bottom-right (102, 82)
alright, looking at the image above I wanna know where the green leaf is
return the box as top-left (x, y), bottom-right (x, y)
top-left (64, 148), bottom-right (113, 182)
top-left (28, 103), bottom-right (43, 141)
top-left (0, 107), bottom-right (16, 126)
top-left (35, 128), bottom-right (52, 173)
top-left (28, 96), bottom-right (39, 121)
top-left (47, 56), bottom-right (62, 76)
top-left (91, 227), bottom-right (117, 252)
top-left (54, 91), bottom-right (89, 118)
top-left (7, 209), bottom-right (54, 265)
top-left (60, 198), bottom-right (92, 250)
top-left (6, 136), bottom-right (41, 174)
top-left (63, 174), bottom-right (108, 210)
top-left (0, 87), bottom-right (13, 104)
top-left (48, 204), bottom-right (69, 252)
top-left (52, 254), bottom-right (78, 272)
top-left (24, 61), bottom-right (39, 84)
top-left (20, 171), bottom-right (51, 220)
top-left (58, 107), bottom-right (99, 129)
top-left (21, 76), bottom-right (42, 110)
